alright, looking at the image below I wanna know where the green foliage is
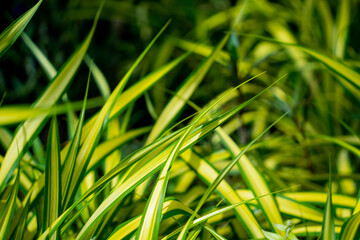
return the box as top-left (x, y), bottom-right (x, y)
top-left (0, 0), bottom-right (360, 239)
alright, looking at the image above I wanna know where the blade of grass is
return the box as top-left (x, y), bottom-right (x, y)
top-left (146, 31), bottom-right (230, 144)
top-left (42, 117), bottom-right (61, 240)
top-left (39, 98), bottom-right (266, 240)
top-left (333, 0), bottom-right (350, 58)
top-left (61, 69), bottom-right (91, 210)
top-left (235, 189), bottom-right (343, 225)
top-left (136, 64), bottom-right (257, 240)
top-left (281, 192), bottom-right (356, 208)
top-left (14, 193), bottom-right (31, 240)
top-left (87, 126), bottom-right (151, 173)
top-left (319, 161), bottom-right (335, 240)
top-left (239, 33), bottom-right (360, 96)
top-left (75, 93), bottom-right (267, 240)
top-left (163, 188), bottom-right (293, 240)
top-left (339, 212), bottom-right (360, 240)
top-left (73, 50), bottom-right (189, 153)
top-left (62, 20), bottom-right (172, 210)
top-left (177, 77), bottom-right (287, 239)
top-left (215, 126), bottom-right (284, 235)
top-left (21, 32), bottom-right (57, 79)
top-left (0, 97), bottom-right (104, 126)
top-left (0, 0), bottom-right (104, 194)
top-left (84, 55), bottom-right (111, 98)
top-left (293, 225), bottom-right (342, 236)
top-left (0, 166), bottom-right (19, 239)
top-left (0, 0), bottom-right (43, 57)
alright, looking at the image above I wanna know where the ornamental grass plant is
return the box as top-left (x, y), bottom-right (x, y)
top-left (0, 0), bottom-right (360, 239)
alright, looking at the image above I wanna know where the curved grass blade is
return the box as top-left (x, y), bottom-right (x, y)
top-left (177, 80), bottom-right (287, 239)
top-left (339, 212), bottom-right (360, 240)
top-left (87, 126), bottom-right (151, 173)
top-left (21, 30), bottom-right (79, 137)
top-left (170, 37), bottom-right (230, 65)
top-left (333, 0), bottom-right (350, 58)
top-left (293, 225), bottom-right (341, 236)
top-left (136, 67), bottom-right (257, 240)
top-left (75, 99), bottom-right (262, 240)
top-left (0, 166), bottom-right (19, 239)
top-left (354, 194), bottom-right (360, 215)
top-left (178, 114), bottom-right (287, 240)
top-left (281, 192), bottom-right (356, 209)
top-left (14, 193), bottom-right (31, 240)
top-left (42, 117), bottom-right (61, 239)
top-left (0, 0), bottom-right (43, 57)
top-left (181, 149), bottom-right (263, 238)
top-left (0, 97), bottom-right (103, 126)
top-left (235, 190), bottom-right (343, 225)
top-left (108, 199), bottom-right (194, 240)
top-left (215, 126), bottom-right (284, 235)
top-left (0, 0), bottom-right (104, 194)
top-left (319, 163), bottom-right (335, 240)
top-left (109, 198), bottom-right (222, 240)
top-left (75, 45), bottom-right (189, 150)
top-left (164, 188), bottom-right (292, 240)
top-left (85, 55), bottom-right (110, 98)
top-left (39, 101), bottom-right (255, 240)
top-left (239, 33), bottom-right (360, 96)
top-left (312, 134), bottom-right (360, 158)
top-left (61, 71), bottom-right (91, 209)
top-left (146, 32), bottom-right (230, 144)
top-left (62, 20), bottom-right (172, 210)
top-left (21, 32), bottom-right (57, 79)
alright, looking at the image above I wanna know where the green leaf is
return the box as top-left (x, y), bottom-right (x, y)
top-left (319, 164), bottom-right (336, 240)
top-left (61, 63), bottom-right (91, 209)
top-left (0, 0), bottom-right (104, 194)
top-left (74, 96), bottom-right (263, 240)
top-left (0, 97), bottom-right (104, 126)
top-left (177, 80), bottom-right (287, 239)
top-left (339, 212), bottom-right (360, 240)
top-left (216, 126), bottom-right (284, 235)
top-left (42, 117), bottom-right (61, 239)
top-left (240, 33), bottom-right (360, 96)
top-left (0, 166), bottom-right (19, 239)
top-left (262, 230), bottom-right (283, 240)
top-left (0, 0), bottom-right (43, 57)
top-left (85, 55), bottom-right (111, 98)
top-left (136, 57), bottom-right (255, 240)
top-left (21, 32), bottom-right (57, 79)
top-left (62, 20), bottom-right (172, 210)
top-left (146, 32), bottom-right (230, 144)
top-left (14, 193), bottom-right (31, 240)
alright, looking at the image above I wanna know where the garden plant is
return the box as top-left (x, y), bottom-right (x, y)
top-left (0, 0), bottom-right (360, 239)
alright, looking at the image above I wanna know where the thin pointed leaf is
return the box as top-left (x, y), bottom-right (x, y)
top-left (63, 20), bottom-right (172, 210)
top-left (0, 1), bottom-right (104, 194)
top-left (61, 65), bottom-right (91, 209)
top-left (43, 117), bottom-right (61, 239)
top-left (136, 61), bottom-right (256, 240)
top-left (21, 32), bottom-right (57, 79)
top-left (339, 212), bottom-right (360, 240)
top-left (215, 127), bottom-right (284, 234)
top-left (0, 167), bottom-right (19, 239)
top-left (146, 33), bottom-right (230, 143)
top-left (320, 164), bottom-right (335, 240)
top-left (0, 0), bottom-right (43, 57)
top-left (14, 194), bottom-right (31, 240)
top-left (177, 78), bottom-right (287, 239)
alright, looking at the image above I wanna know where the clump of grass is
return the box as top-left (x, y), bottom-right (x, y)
top-left (0, 0), bottom-right (359, 239)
